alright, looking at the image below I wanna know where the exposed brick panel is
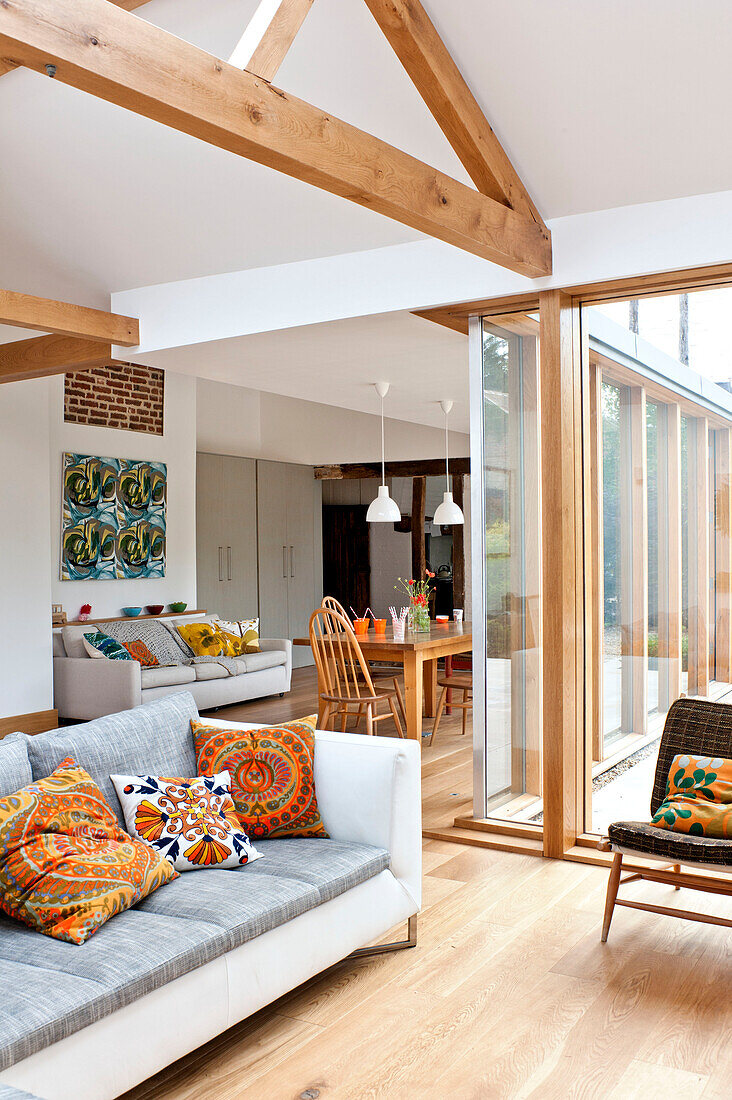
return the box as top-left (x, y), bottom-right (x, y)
top-left (64, 364), bottom-right (164, 435)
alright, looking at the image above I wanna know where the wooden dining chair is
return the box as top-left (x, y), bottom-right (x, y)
top-left (309, 606), bottom-right (404, 737)
top-left (429, 671), bottom-right (472, 746)
top-left (321, 596), bottom-right (407, 728)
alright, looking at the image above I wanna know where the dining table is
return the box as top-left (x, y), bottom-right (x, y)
top-left (293, 621), bottom-right (472, 741)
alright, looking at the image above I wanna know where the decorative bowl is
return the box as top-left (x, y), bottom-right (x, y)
top-left (169, 602), bottom-right (187, 613)
top-left (146, 604), bottom-right (164, 615)
top-left (122, 606), bottom-right (143, 617)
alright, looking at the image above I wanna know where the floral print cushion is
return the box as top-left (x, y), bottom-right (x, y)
top-left (651, 754), bottom-right (732, 837)
top-left (0, 758), bottom-right (176, 944)
top-left (176, 622), bottom-right (242, 658)
top-left (192, 716), bottom-right (328, 840)
top-left (110, 771), bottom-right (260, 872)
top-left (213, 617), bottom-right (261, 653)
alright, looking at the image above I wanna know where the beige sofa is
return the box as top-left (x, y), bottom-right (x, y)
top-left (52, 614), bottom-right (292, 720)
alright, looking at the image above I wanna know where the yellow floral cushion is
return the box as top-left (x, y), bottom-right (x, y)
top-left (176, 622), bottom-right (240, 658)
top-left (651, 754), bottom-right (732, 837)
top-left (213, 617), bottom-right (260, 654)
top-left (0, 758), bottom-right (177, 944)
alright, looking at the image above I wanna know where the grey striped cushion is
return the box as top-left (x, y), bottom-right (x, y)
top-left (0, 838), bottom-right (390, 1070)
top-left (102, 620), bottom-right (189, 667)
top-left (26, 693), bottom-right (199, 825)
top-left (0, 735), bottom-right (31, 799)
top-left (0, 1086), bottom-right (47, 1099)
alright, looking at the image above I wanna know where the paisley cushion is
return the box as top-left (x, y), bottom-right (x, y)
top-left (120, 639), bottom-right (159, 667)
top-left (110, 771), bottom-right (260, 872)
top-left (82, 631), bottom-right (133, 661)
top-left (191, 716), bottom-right (327, 840)
top-left (0, 758), bottom-right (176, 944)
top-left (651, 753), bottom-right (732, 837)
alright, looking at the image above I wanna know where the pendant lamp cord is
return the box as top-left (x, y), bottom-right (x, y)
top-left (381, 393), bottom-right (386, 486)
top-left (445, 406), bottom-right (450, 491)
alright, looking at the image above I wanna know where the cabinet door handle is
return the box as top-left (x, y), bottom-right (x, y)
top-left (290, 546), bottom-right (295, 578)
top-left (218, 546), bottom-right (224, 582)
top-left (283, 546), bottom-right (287, 579)
top-left (227, 546), bottom-right (232, 581)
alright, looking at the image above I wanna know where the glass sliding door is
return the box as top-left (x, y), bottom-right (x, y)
top-left (471, 314), bottom-right (541, 822)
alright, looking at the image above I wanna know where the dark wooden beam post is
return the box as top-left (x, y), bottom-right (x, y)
top-left (452, 474), bottom-right (465, 609)
top-left (411, 476), bottom-right (426, 581)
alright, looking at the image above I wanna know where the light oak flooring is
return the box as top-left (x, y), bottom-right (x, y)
top-left (200, 664), bottom-right (474, 834)
top-left (123, 840), bottom-right (732, 1100)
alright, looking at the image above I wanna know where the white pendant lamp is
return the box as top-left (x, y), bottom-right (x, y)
top-left (433, 400), bottom-right (465, 526)
top-left (366, 382), bottom-right (401, 523)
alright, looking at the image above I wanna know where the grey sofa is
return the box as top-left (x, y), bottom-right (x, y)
top-left (0, 692), bottom-right (421, 1100)
top-left (52, 615), bottom-right (292, 720)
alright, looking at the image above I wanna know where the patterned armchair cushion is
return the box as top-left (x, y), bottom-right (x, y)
top-left (650, 754), bottom-right (732, 837)
top-left (0, 758), bottom-right (176, 944)
top-left (82, 631), bottom-right (133, 661)
top-left (111, 771), bottom-right (260, 872)
top-left (192, 716), bottom-right (328, 840)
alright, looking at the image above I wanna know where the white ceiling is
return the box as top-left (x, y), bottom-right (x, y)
top-left (2, 0), bottom-right (732, 304)
top-left (145, 310), bottom-right (471, 433)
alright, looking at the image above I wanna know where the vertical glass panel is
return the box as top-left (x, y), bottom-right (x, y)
top-left (479, 316), bottom-right (541, 822)
top-left (601, 381), bottom-right (623, 739)
top-left (646, 400), bottom-right (660, 717)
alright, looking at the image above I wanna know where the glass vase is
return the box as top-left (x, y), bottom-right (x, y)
top-left (408, 599), bottom-right (430, 632)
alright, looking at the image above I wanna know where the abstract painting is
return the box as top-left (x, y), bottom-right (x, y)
top-left (61, 453), bottom-right (167, 580)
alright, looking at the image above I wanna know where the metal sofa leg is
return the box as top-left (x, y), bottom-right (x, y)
top-left (348, 915), bottom-right (418, 959)
top-left (601, 852), bottom-right (623, 943)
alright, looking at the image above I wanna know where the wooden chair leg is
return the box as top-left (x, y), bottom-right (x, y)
top-left (388, 694), bottom-right (405, 738)
top-left (321, 702), bottom-right (333, 731)
top-left (673, 863), bottom-right (681, 890)
top-left (461, 689), bottom-right (468, 736)
top-left (392, 678), bottom-right (407, 727)
top-left (366, 701), bottom-right (375, 736)
top-left (429, 686), bottom-right (449, 747)
top-left (340, 706), bottom-right (349, 733)
top-left (601, 852), bottom-right (623, 943)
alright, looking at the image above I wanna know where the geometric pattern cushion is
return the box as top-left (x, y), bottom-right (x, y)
top-left (120, 639), bottom-right (160, 667)
top-left (651, 753), bottom-right (732, 836)
top-left (191, 716), bottom-right (328, 840)
top-left (110, 771), bottom-right (260, 872)
top-left (82, 631), bottom-right (133, 661)
top-left (0, 758), bottom-right (177, 944)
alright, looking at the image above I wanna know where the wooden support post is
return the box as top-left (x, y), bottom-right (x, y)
top-left (540, 291), bottom-right (582, 858)
top-left (714, 429), bottom-right (732, 684)
top-left (657, 403), bottom-right (682, 711)
top-left (411, 476), bottom-right (426, 583)
top-left (688, 417), bottom-right (710, 696)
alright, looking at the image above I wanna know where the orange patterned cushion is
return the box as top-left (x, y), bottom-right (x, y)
top-left (0, 758), bottom-right (177, 944)
top-left (651, 754), bottom-right (732, 837)
top-left (121, 639), bottom-right (160, 667)
top-left (191, 716), bottom-right (327, 840)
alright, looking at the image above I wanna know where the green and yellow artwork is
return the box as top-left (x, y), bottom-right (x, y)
top-left (61, 453), bottom-right (166, 580)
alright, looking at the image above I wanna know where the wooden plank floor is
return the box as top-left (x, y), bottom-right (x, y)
top-left (119, 667), bottom-right (732, 1098)
top-left (123, 840), bottom-right (732, 1099)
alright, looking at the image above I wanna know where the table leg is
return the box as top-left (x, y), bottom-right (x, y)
top-left (403, 653), bottom-right (423, 742)
top-left (445, 655), bottom-right (453, 715)
top-left (423, 658), bottom-right (438, 718)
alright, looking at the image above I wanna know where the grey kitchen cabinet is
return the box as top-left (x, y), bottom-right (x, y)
top-left (257, 461), bottom-right (322, 668)
top-left (196, 454), bottom-right (259, 622)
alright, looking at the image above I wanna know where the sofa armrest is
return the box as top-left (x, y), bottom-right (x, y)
top-left (258, 638), bottom-right (292, 688)
top-left (53, 656), bottom-right (142, 721)
top-left (314, 731), bottom-right (422, 909)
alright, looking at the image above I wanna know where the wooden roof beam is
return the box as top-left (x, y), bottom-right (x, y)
top-left (0, 335), bottom-right (121, 383)
top-left (0, 0), bottom-right (551, 276)
top-left (363, 0), bottom-right (547, 230)
top-left (0, 289), bottom-right (139, 345)
top-left (315, 457), bottom-right (470, 480)
top-left (229, 0), bottom-right (316, 82)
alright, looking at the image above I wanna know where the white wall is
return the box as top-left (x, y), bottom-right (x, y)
top-left (48, 372), bottom-right (197, 622)
top-left (0, 380), bottom-right (54, 715)
top-left (196, 378), bottom-right (469, 465)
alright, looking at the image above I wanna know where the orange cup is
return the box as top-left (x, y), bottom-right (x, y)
top-left (373, 617), bottom-right (387, 633)
top-left (436, 615), bottom-right (449, 624)
top-left (353, 618), bottom-right (369, 635)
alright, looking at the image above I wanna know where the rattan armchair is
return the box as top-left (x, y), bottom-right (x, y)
top-left (599, 697), bottom-right (732, 942)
